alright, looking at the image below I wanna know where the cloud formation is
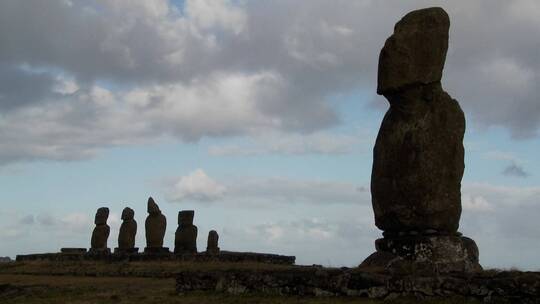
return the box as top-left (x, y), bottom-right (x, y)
top-left (168, 169), bottom-right (227, 202)
top-left (0, 0), bottom-right (539, 165)
top-left (502, 162), bottom-right (530, 178)
top-left (166, 170), bottom-right (368, 206)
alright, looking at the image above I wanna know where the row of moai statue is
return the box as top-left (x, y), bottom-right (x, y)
top-left (89, 197), bottom-right (220, 255)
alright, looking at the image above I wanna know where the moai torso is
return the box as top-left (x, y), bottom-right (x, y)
top-left (91, 207), bottom-right (110, 249)
top-left (118, 207), bottom-right (137, 249)
top-left (145, 197), bottom-right (167, 248)
top-left (206, 230), bottom-right (220, 255)
top-left (174, 210), bottom-right (198, 254)
top-left (371, 7), bottom-right (464, 234)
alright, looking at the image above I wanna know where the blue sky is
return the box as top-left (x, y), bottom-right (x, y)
top-left (1, 0), bottom-right (539, 269)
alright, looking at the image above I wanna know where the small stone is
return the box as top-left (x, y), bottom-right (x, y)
top-left (423, 229), bottom-right (439, 235)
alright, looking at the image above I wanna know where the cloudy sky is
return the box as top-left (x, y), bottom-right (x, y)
top-left (1, 0), bottom-right (539, 269)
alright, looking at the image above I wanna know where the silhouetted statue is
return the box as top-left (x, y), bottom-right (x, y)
top-left (174, 210), bottom-right (198, 254)
top-left (90, 207), bottom-right (110, 254)
top-left (206, 230), bottom-right (220, 255)
top-left (361, 7), bottom-right (481, 273)
top-left (115, 207), bottom-right (138, 254)
top-left (144, 197), bottom-right (168, 254)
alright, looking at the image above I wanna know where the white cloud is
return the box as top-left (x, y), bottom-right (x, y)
top-left (462, 194), bottom-right (493, 212)
top-left (185, 0), bottom-right (247, 34)
top-left (208, 131), bottom-right (362, 156)
top-left (1, 1), bottom-right (540, 165)
top-left (168, 169), bottom-right (227, 202)
top-left (166, 171), bottom-right (368, 206)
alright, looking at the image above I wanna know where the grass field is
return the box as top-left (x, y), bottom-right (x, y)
top-left (0, 262), bottom-right (482, 303)
top-left (0, 274), bottom-right (483, 304)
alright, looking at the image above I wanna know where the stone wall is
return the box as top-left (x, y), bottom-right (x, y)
top-left (175, 267), bottom-right (540, 303)
top-left (15, 250), bottom-right (295, 265)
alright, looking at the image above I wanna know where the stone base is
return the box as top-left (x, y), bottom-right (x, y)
top-left (60, 248), bottom-right (87, 254)
top-left (144, 247), bottom-right (170, 254)
top-left (205, 247), bottom-right (220, 255)
top-left (114, 247), bottom-right (139, 254)
top-left (361, 235), bottom-right (482, 274)
top-left (174, 248), bottom-right (198, 255)
top-left (86, 248), bottom-right (111, 258)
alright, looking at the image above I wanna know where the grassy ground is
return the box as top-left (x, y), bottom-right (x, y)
top-left (0, 262), bottom-right (482, 303)
top-left (0, 274), bottom-right (481, 304)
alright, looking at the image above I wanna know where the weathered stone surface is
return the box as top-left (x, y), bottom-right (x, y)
top-left (94, 207), bottom-right (109, 225)
top-left (145, 197), bottom-right (166, 249)
top-left (15, 250), bottom-right (296, 264)
top-left (364, 7), bottom-right (481, 274)
top-left (175, 268), bottom-right (540, 302)
top-left (372, 7), bottom-right (464, 233)
top-left (90, 207), bottom-right (110, 250)
top-left (377, 7), bottom-right (449, 95)
top-left (60, 248), bottom-right (87, 254)
top-left (174, 210), bottom-right (198, 254)
top-left (206, 230), bottom-right (220, 255)
top-left (368, 235), bottom-right (482, 274)
top-left (118, 207), bottom-right (137, 250)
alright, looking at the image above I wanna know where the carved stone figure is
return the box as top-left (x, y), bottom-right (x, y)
top-left (206, 230), bottom-right (220, 255)
top-left (174, 210), bottom-right (198, 254)
top-left (90, 207), bottom-right (110, 253)
top-left (115, 207), bottom-right (138, 254)
top-left (144, 197), bottom-right (168, 253)
top-left (362, 7), bottom-right (481, 273)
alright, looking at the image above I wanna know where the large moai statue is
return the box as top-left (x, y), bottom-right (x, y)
top-left (206, 230), bottom-right (220, 255)
top-left (114, 207), bottom-right (138, 254)
top-left (361, 7), bottom-right (481, 273)
top-left (174, 210), bottom-right (198, 254)
top-left (90, 207), bottom-right (110, 254)
top-left (144, 197), bottom-right (168, 254)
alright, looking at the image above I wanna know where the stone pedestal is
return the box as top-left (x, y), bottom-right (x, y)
top-left (60, 248), bottom-right (87, 254)
top-left (361, 234), bottom-right (481, 274)
top-left (114, 247), bottom-right (139, 254)
top-left (87, 248), bottom-right (111, 256)
top-left (144, 247), bottom-right (170, 255)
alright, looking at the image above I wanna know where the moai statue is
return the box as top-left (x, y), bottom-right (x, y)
top-left (90, 207), bottom-right (110, 254)
top-left (144, 197), bottom-right (168, 254)
top-left (361, 7), bottom-right (481, 273)
top-left (174, 210), bottom-right (198, 254)
top-left (206, 230), bottom-right (220, 255)
top-left (114, 207), bottom-right (138, 254)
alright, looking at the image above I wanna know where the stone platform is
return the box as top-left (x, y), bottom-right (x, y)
top-left (361, 235), bottom-right (482, 274)
top-left (175, 267), bottom-right (540, 303)
top-left (15, 250), bottom-right (295, 265)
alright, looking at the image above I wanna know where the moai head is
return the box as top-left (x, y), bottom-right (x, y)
top-left (178, 210), bottom-right (194, 226)
top-left (208, 230), bottom-right (218, 245)
top-left (377, 7), bottom-right (449, 96)
top-left (94, 207), bottom-right (109, 225)
top-left (121, 207), bottom-right (134, 221)
top-left (147, 197), bottom-right (161, 215)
